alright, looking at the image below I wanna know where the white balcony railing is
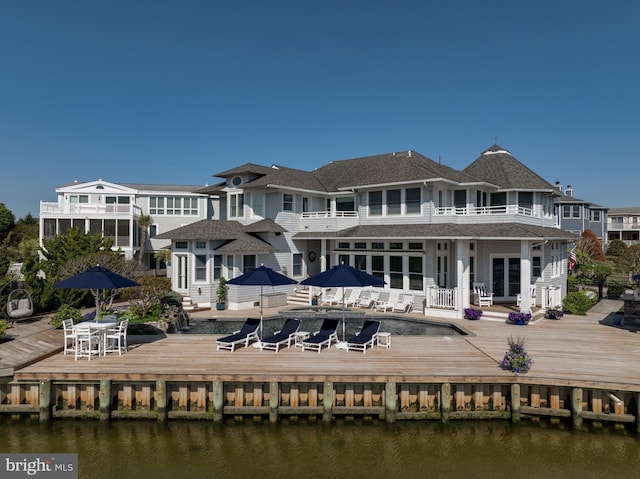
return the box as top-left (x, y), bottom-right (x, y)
top-left (40, 202), bottom-right (143, 217)
top-left (301, 210), bottom-right (359, 219)
top-left (433, 205), bottom-right (536, 217)
top-left (425, 287), bottom-right (457, 310)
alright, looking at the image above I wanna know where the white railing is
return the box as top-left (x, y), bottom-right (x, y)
top-left (433, 205), bottom-right (537, 217)
top-left (608, 223), bottom-right (640, 230)
top-left (40, 202), bottom-right (142, 217)
top-left (425, 287), bottom-right (457, 310)
top-left (301, 211), bottom-right (359, 219)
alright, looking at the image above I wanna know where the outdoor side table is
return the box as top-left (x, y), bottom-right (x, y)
top-left (377, 332), bottom-right (391, 349)
top-left (294, 331), bottom-right (310, 347)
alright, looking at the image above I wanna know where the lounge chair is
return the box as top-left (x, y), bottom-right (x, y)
top-left (374, 291), bottom-right (400, 312)
top-left (473, 283), bottom-right (494, 307)
top-left (259, 318), bottom-right (301, 353)
top-left (346, 320), bottom-right (381, 354)
top-left (321, 288), bottom-right (343, 306)
top-left (392, 293), bottom-right (414, 313)
top-left (343, 288), bottom-right (362, 307)
top-left (301, 318), bottom-right (339, 353)
top-left (358, 290), bottom-right (380, 309)
top-left (216, 318), bottom-right (260, 352)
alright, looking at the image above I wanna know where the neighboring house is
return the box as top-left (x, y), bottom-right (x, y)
top-left (39, 180), bottom-right (216, 269)
top-left (607, 207), bottom-right (640, 247)
top-left (553, 183), bottom-right (608, 248)
top-left (156, 145), bottom-right (577, 318)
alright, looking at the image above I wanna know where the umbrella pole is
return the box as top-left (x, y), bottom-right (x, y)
top-left (260, 285), bottom-right (264, 339)
top-left (95, 289), bottom-right (100, 322)
top-left (342, 286), bottom-right (346, 342)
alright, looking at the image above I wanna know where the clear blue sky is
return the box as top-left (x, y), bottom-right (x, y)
top-left (1, 1), bottom-right (638, 219)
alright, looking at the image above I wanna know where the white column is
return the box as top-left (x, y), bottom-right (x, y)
top-left (320, 239), bottom-right (327, 272)
top-left (520, 240), bottom-right (532, 312)
top-left (456, 239), bottom-right (471, 319)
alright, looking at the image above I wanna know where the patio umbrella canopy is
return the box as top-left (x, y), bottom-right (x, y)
top-left (54, 265), bottom-right (140, 320)
top-left (226, 265), bottom-right (297, 338)
top-left (300, 264), bottom-right (385, 341)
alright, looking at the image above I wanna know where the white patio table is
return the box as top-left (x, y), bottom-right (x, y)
top-left (73, 320), bottom-right (118, 357)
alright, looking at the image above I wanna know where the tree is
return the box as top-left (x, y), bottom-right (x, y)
top-left (0, 203), bottom-right (15, 243)
top-left (617, 244), bottom-right (640, 277)
top-left (136, 214), bottom-right (154, 267)
top-left (606, 239), bottom-right (627, 258)
top-left (577, 229), bottom-right (606, 262)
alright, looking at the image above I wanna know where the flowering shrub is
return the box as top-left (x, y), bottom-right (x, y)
top-left (507, 311), bottom-right (532, 325)
top-left (501, 336), bottom-right (533, 373)
top-left (545, 308), bottom-right (564, 320)
top-left (464, 308), bottom-right (483, 320)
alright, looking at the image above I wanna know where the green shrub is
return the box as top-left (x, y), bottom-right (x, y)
top-left (567, 275), bottom-right (578, 292)
top-left (606, 281), bottom-right (626, 299)
top-left (0, 320), bottom-right (8, 339)
top-left (51, 304), bottom-right (82, 329)
top-left (562, 291), bottom-right (596, 315)
top-left (161, 291), bottom-right (183, 307)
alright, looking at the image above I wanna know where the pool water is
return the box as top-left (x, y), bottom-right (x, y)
top-left (186, 316), bottom-right (465, 337)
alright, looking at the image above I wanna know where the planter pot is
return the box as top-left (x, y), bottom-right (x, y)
top-left (216, 303), bottom-right (226, 311)
top-left (311, 299), bottom-right (318, 306)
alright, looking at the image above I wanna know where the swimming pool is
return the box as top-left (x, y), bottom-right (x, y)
top-left (185, 315), bottom-right (467, 337)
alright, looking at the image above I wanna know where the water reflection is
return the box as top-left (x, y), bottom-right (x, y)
top-left (1, 419), bottom-right (639, 478)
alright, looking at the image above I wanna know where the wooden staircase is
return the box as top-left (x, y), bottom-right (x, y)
top-left (287, 287), bottom-right (311, 306)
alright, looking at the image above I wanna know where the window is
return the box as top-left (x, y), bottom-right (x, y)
top-left (243, 255), bottom-right (256, 273)
top-left (213, 254), bottom-right (222, 280)
top-left (283, 193), bottom-right (293, 211)
top-left (490, 192), bottom-right (506, 212)
top-left (250, 193), bottom-right (264, 217)
top-left (293, 253), bottom-right (303, 276)
top-left (195, 241), bottom-right (206, 249)
top-left (519, 192), bottom-right (533, 211)
top-left (371, 242), bottom-right (384, 250)
top-left (406, 188), bottom-right (421, 214)
top-left (338, 254), bottom-right (350, 266)
top-left (150, 197), bottom-right (165, 215)
top-left (195, 255), bottom-right (207, 281)
top-left (149, 196), bottom-right (197, 215)
top-left (166, 197), bottom-right (179, 215)
top-left (338, 242), bottom-right (350, 249)
top-left (371, 256), bottom-right (384, 282)
top-left (354, 242), bottom-right (366, 249)
top-left (409, 257), bottom-right (423, 291)
top-left (355, 255), bottom-right (366, 271)
top-left (175, 241), bottom-right (188, 249)
top-left (389, 256), bottom-right (403, 289)
top-left (336, 196), bottom-right (354, 212)
top-left (369, 191), bottom-right (382, 216)
top-left (563, 205), bottom-right (580, 218)
top-left (408, 242), bottom-right (423, 250)
top-left (532, 256), bottom-right (542, 279)
top-left (387, 189), bottom-right (401, 215)
top-left (226, 255), bottom-right (234, 278)
top-left (302, 197), bottom-right (309, 213)
top-left (454, 190), bottom-right (467, 209)
top-left (389, 242), bottom-right (403, 250)
top-left (230, 193), bottom-right (244, 218)
top-left (590, 210), bottom-right (601, 222)
top-left (70, 194), bottom-right (89, 204)
top-left (183, 197), bottom-right (198, 215)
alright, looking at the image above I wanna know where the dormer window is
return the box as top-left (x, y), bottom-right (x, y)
top-left (231, 176), bottom-right (242, 187)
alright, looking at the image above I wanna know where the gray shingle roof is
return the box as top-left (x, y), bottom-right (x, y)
top-left (463, 145), bottom-right (556, 191)
top-left (608, 206), bottom-right (640, 215)
top-left (294, 223), bottom-right (577, 241)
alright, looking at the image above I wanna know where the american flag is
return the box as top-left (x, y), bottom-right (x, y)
top-left (569, 249), bottom-right (577, 270)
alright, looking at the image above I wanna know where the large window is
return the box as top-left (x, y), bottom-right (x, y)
top-left (371, 256), bottom-right (384, 282)
top-left (519, 192), bottom-right (533, 211)
top-left (195, 255), bottom-right (207, 281)
top-left (293, 253), bottom-right (303, 276)
top-left (454, 190), bottom-right (467, 210)
top-left (354, 255), bottom-right (366, 271)
top-left (213, 255), bottom-right (222, 280)
top-left (283, 193), bottom-right (293, 211)
top-left (230, 193), bottom-right (244, 218)
top-left (150, 196), bottom-right (198, 215)
top-left (406, 188), bottom-right (421, 214)
top-left (563, 205), bottom-right (580, 218)
top-left (243, 255), bottom-right (256, 273)
top-left (389, 256), bottom-right (403, 289)
top-left (408, 257), bottom-right (423, 291)
top-left (369, 191), bottom-right (382, 216)
top-left (387, 190), bottom-right (401, 215)
top-left (336, 196), bottom-right (354, 212)
top-left (250, 193), bottom-right (264, 217)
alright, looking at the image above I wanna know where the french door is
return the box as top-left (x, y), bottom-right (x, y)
top-left (175, 254), bottom-right (189, 294)
top-left (491, 257), bottom-right (520, 301)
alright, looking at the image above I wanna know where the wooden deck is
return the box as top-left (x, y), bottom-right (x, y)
top-left (11, 299), bottom-right (640, 391)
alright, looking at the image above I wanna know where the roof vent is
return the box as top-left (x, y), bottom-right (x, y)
top-left (555, 181), bottom-right (563, 193)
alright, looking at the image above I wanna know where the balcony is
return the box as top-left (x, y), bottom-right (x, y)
top-left (430, 204), bottom-right (556, 226)
top-left (299, 210), bottom-right (360, 232)
top-left (40, 201), bottom-right (143, 217)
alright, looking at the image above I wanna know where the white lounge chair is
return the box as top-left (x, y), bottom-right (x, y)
top-left (392, 294), bottom-right (414, 313)
top-left (343, 288), bottom-right (362, 307)
top-left (374, 291), bottom-right (400, 312)
top-left (321, 288), bottom-right (343, 306)
top-left (359, 290), bottom-right (380, 309)
top-left (473, 283), bottom-right (494, 307)
top-left (216, 318), bottom-right (260, 352)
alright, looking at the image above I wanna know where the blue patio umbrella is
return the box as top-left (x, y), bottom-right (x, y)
top-left (54, 265), bottom-right (140, 320)
top-left (227, 265), bottom-right (297, 338)
top-left (633, 274), bottom-right (640, 281)
top-left (300, 264), bottom-right (385, 341)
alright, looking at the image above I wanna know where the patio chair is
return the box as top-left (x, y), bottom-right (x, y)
top-left (346, 320), bottom-right (381, 354)
top-left (358, 289), bottom-right (380, 309)
top-left (62, 318), bottom-right (77, 355)
top-left (343, 288), bottom-right (362, 307)
top-left (216, 318), bottom-right (260, 352)
top-left (392, 293), bottom-right (414, 313)
top-left (301, 318), bottom-right (339, 353)
top-left (374, 291), bottom-right (400, 312)
top-left (74, 323), bottom-right (102, 361)
top-left (260, 318), bottom-right (301, 353)
top-left (473, 283), bottom-right (494, 307)
top-left (321, 288), bottom-right (343, 306)
top-left (104, 319), bottom-right (129, 355)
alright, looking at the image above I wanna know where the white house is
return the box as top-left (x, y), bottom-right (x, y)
top-left (39, 179), bottom-right (216, 269)
top-left (156, 145), bottom-right (577, 318)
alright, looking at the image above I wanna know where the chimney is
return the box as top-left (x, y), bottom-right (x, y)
top-left (565, 185), bottom-right (573, 197)
top-left (555, 181), bottom-right (563, 193)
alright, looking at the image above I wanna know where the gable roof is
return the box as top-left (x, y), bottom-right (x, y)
top-left (154, 219), bottom-right (276, 253)
top-left (463, 145), bottom-right (557, 191)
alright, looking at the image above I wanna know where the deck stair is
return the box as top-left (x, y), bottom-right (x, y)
top-left (477, 305), bottom-right (545, 323)
top-left (287, 287), bottom-right (311, 306)
top-left (181, 296), bottom-right (210, 313)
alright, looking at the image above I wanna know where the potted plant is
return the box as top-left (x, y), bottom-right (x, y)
top-left (216, 277), bottom-right (227, 310)
top-left (464, 308), bottom-right (483, 320)
top-left (311, 293), bottom-right (320, 306)
top-left (501, 336), bottom-right (533, 373)
top-left (507, 311), bottom-right (532, 325)
top-left (545, 308), bottom-right (564, 320)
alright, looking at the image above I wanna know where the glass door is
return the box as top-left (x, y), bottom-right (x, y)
top-left (176, 255), bottom-right (188, 293)
top-left (492, 257), bottom-right (520, 301)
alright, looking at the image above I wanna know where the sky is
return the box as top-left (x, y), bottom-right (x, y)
top-left (1, 1), bottom-right (638, 219)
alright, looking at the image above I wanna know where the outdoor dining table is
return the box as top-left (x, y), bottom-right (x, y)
top-left (73, 319), bottom-right (118, 357)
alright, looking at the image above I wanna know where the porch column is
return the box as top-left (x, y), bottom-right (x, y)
top-left (320, 239), bottom-right (327, 271)
top-left (456, 239), bottom-right (470, 318)
top-left (520, 240), bottom-right (532, 313)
